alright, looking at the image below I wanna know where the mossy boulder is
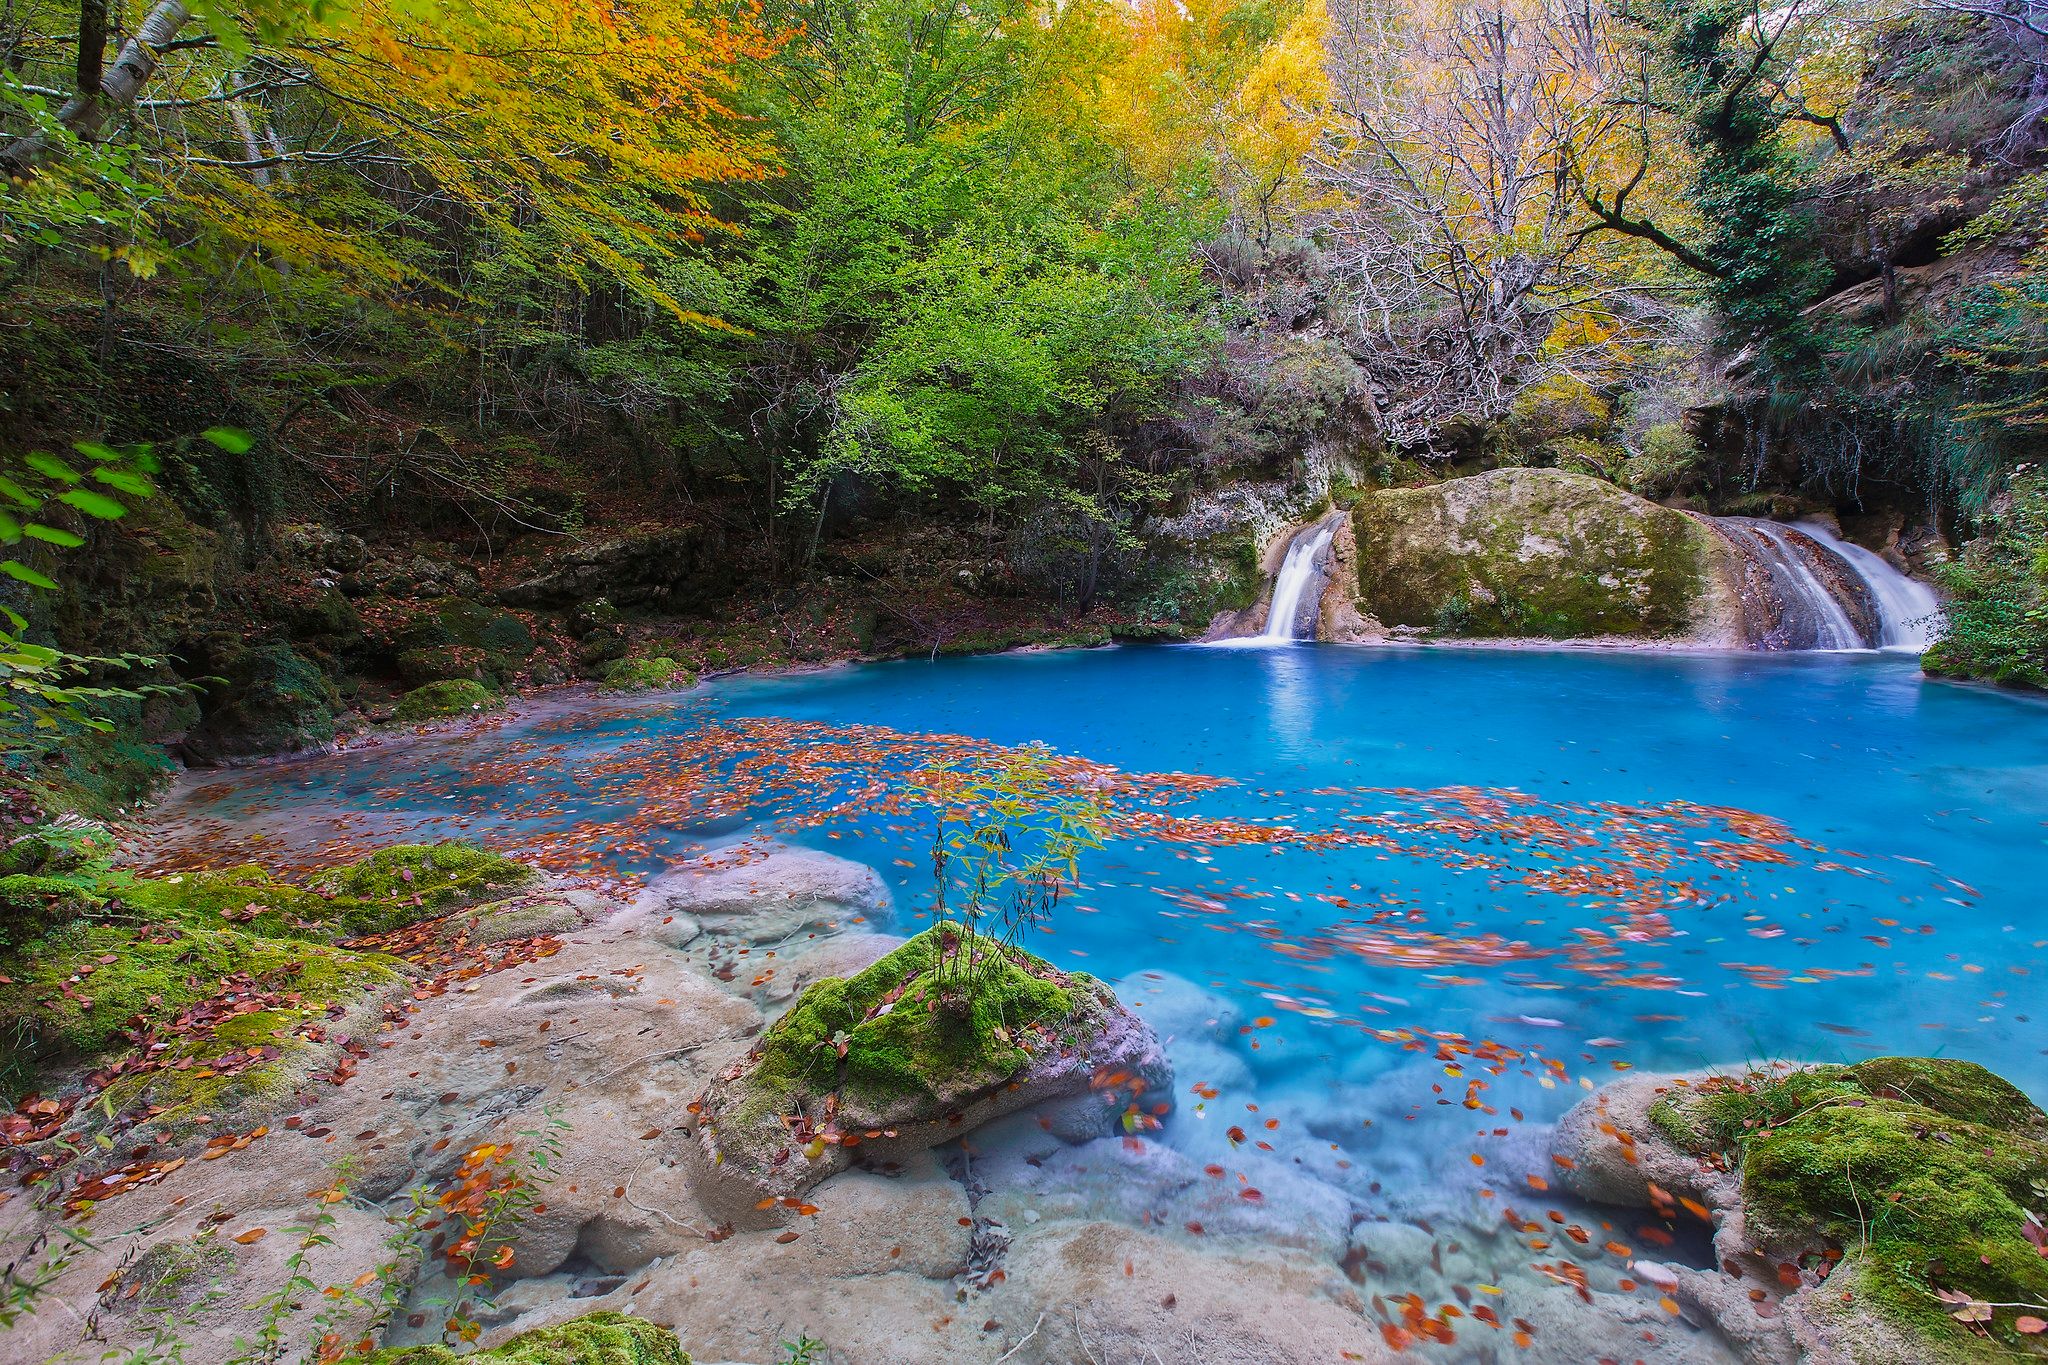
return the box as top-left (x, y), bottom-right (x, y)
top-left (1351, 468), bottom-right (1733, 639)
top-left (181, 642), bottom-right (339, 766)
top-left (690, 927), bottom-right (1169, 1219)
top-left (598, 656), bottom-right (694, 692)
top-left (393, 601), bottom-right (537, 688)
top-left (1567, 1058), bottom-right (2048, 1363)
top-left (366, 1313), bottom-right (689, 1365)
top-left (395, 679), bottom-right (503, 722)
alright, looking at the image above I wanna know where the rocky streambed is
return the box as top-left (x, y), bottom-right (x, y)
top-left (0, 839), bottom-right (1831, 1365)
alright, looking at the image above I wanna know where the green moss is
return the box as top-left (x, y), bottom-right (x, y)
top-left (599, 656), bottom-right (695, 692)
top-left (0, 917), bottom-right (406, 1106)
top-left (395, 679), bottom-right (502, 722)
top-left (0, 840), bottom-right (531, 1100)
top-left (307, 842), bottom-right (537, 934)
top-left (0, 872), bottom-right (106, 951)
top-left (116, 1237), bottom-right (237, 1311)
top-left (184, 642), bottom-right (339, 764)
top-left (365, 1313), bottom-right (690, 1365)
top-left (739, 928), bottom-right (1083, 1124)
top-left (394, 602), bottom-right (538, 689)
top-left (1656, 1058), bottom-right (2048, 1360)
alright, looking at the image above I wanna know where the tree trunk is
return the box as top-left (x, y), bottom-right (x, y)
top-left (0, 1), bottom-right (195, 180)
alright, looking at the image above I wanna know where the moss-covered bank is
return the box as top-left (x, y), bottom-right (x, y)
top-left (1650, 1057), bottom-right (2048, 1361)
top-left (0, 839), bottom-right (534, 1106)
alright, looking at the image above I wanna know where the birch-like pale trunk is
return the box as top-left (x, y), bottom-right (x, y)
top-left (1, 1), bottom-right (195, 179)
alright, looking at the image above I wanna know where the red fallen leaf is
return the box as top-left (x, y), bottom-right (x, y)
top-left (1185, 1221), bottom-right (1205, 1235)
top-left (1238, 1187), bottom-right (1263, 1202)
top-left (639, 1128), bottom-right (661, 1140)
top-left (1226, 1126), bottom-right (1246, 1146)
top-left (2016, 1316), bottom-right (2047, 1334)
top-left (492, 1246), bottom-right (515, 1269)
top-left (775, 1231), bottom-right (800, 1244)
top-left (232, 1228), bottom-right (267, 1244)
top-left (1203, 1164), bottom-right (1225, 1178)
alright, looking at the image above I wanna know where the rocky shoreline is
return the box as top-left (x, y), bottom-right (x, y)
top-left (4, 837), bottom-right (1788, 1365)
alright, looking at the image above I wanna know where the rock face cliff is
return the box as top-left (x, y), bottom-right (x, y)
top-left (1350, 469), bottom-right (1745, 643)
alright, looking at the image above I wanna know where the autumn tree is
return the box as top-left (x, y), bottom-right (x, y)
top-left (1308, 0), bottom-right (1695, 451)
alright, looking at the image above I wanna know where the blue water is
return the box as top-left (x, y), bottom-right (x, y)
top-left (147, 643), bottom-right (2048, 1330)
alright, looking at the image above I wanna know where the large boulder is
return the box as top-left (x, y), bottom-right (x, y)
top-left (1352, 468), bottom-right (1741, 640)
top-left (180, 640), bottom-right (339, 765)
top-left (1554, 1058), bottom-right (2048, 1365)
top-left (686, 928), bottom-right (1170, 1222)
top-left (630, 845), bottom-right (890, 949)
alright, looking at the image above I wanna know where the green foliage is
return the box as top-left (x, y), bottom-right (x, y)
top-left (1624, 0), bottom-right (1826, 376)
top-left (0, 439), bottom-right (188, 755)
top-left (1925, 469), bottom-right (2048, 689)
top-left (1623, 422), bottom-right (1705, 500)
top-left (920, 743), bottom-right (1109, 998)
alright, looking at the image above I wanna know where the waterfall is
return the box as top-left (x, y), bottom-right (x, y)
top-left (1791, 521), bottom-right (1944, 651)
top-left (1719, 518), bottom-right (1867, 650)
top-left (1258, 518), bottom-right (1341, 642)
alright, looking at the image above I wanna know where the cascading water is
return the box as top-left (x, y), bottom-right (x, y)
top-left (1256, 517), bottom-right (1340, 642)
top-left (1792, 521), bottom-right (1944, 651)
top-left (1719, 518), bottom-right (1867, 650)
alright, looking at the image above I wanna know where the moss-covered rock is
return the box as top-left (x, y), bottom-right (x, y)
top-left (181, 641), bottom-right (339, 766)
top-left (306, 842), bottom-right (538, 934)
top-left (1637, 1058), bottom-right (2048, 1362)
top-left (1352, 468), bottom-right (1733, 639)
top-left (598, 656), bottom-right (694, 692)
top-left (391, 600), bottom-right (538, 689)
top-left (690, 926), bottom-right (1168, 1218)
top-left (395, 679), bottom-right (503, 722)
top-left (365, 1312), bottom-right (689, 1365)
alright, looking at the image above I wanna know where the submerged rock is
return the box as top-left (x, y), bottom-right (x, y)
top-left (630, 844), bottom-right (890, 948)
top-left (687, 927), bottom-right (1170, 1220)
top-left (1555, 1057), bottom-right (2048, 1364)
top-left (1351, 468), bottom-right (1743, 641)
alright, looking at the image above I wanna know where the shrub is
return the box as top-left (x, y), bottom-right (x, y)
top-left (1623, 423), bottom-right (1705, 501)
top-left (1925, 468), bottom-right (2048, 689)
